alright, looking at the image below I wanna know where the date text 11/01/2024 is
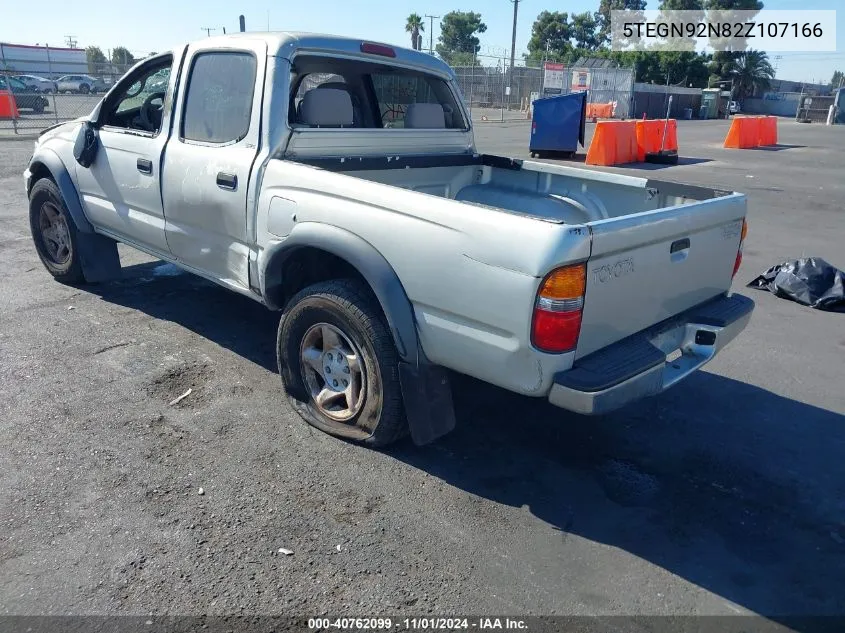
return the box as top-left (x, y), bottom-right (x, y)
top-left (308, 617), bottom-right (528, 630)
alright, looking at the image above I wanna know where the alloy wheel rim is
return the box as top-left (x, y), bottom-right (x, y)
top-left (39, 202), bottom-right (71, 265)
top-left (299, 323), bottom-right (366, 422)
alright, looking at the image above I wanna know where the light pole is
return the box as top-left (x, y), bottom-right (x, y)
top-left (508, 0), bottom-right (520, 109)
top-left (425, 15), bottom-right (440, 55)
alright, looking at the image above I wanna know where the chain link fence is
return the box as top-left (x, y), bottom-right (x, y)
top-left (1, 51), bottom-right (133, 134)
top-left (453, 58), bottom-right (635, 122)
top-left (2, 50), bottom-right (637, 133)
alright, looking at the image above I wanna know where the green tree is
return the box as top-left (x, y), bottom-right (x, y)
top-left (640, 50), bottom-right (711, 86)
top-left (85, 46), bottom-right (108, 75)
top-left (729, 49), bottom-right (774, 97)
top-left (570, 12), bottom-right (600, 51)
top-left (111, 46), bottom-right (135, 67)
top-left (659, 0), bottom-right (703, 7)
top-left (705, 0), bottom-right (764, 78)
top-left (405, 13), bottom-right (424, 51)
top-left (704, 0), bottom-right (761, 8)
top-left (597, 0), bottom-right (647, 46)
top-left (435, 11), bottom-right (487, 65)
top-left (831, 70), bottom-right (844, 88)
top-left (526, 11), bottom-right (572, 63)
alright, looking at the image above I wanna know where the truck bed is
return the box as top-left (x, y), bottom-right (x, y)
top-left (261, 154), bottom-right (746, 392)
top-left (304, 154), bottom-right (734, 225)
top-left (328, 156), bottom-right (746, 358)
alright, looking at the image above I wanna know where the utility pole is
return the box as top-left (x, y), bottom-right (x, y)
top-left (773, 54), bottom-right (782, 77)
top-left (508, 0), bottom-right (520, 107)
top-left (201, 27), bottom-right (217, 37)
top-left (425, 14), bottom-right (440, 55)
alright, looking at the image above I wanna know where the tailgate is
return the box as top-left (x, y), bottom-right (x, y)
top-left (576, 192), bottom-right (746, 359)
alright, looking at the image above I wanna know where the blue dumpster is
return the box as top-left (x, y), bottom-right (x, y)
top-left (529, 91), bottom-right (587, 158)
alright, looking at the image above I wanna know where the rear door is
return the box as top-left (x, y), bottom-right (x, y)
top-left (576, 187), bottom-right (746, 358)
top-left (160, 41), bottom-right (266, 288)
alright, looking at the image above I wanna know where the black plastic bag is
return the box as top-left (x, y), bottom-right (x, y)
top-left (748, 257), bottom-right (845, 311)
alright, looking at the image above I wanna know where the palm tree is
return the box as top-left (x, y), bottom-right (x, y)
top-left (405, 14), bottom-right (424, 51)
top-left (730, 50), bottom-right (775, 99)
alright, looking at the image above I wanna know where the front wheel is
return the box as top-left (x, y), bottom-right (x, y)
top-left (79, 84), bottom-right (90, 94)
top-left (29, 178), bottom-right (85, 284)
top-left (277, 279), bottom-right (407, 447)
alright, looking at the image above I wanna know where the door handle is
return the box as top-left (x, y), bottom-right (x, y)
top-left (137, 158), bottom-right (153, 174)
top-left (216, 172), bottom-right (237, 191)
top-left (670, 238), bottom-right (690, 263)
top-left (670, 238), bottom-right (690, 253)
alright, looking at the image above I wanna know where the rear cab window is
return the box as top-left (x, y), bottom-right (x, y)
top-left (288, 55), bottom-right (467, 130)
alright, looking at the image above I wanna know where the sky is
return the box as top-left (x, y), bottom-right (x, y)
top-left (1, 0), bottom-right (843, 84)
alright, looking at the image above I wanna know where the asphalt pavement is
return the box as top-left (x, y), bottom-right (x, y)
top-left (1, 119), bottom-right (844, 622)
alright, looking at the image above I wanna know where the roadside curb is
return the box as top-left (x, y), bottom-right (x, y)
top-left (0, 132), bottom-right (40, 141)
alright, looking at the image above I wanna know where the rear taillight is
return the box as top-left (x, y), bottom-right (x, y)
top-left (531, 263), bottom-right (586, 353)
top-left (732, 218), bottom-right (748, 279)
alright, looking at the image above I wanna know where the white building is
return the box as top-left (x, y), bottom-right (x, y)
top-left (0, 42), bottom-right (87, 78)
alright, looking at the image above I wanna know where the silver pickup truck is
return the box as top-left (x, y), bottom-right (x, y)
top-left (25, 33), bottom-right (753, 447)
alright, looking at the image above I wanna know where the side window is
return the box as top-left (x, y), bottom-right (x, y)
top-left (102, 59), bottom-right (172, 133)
top-left (115, 68), bottom-right (171, 116)
top-left (295, 73), bottom-right (347, 98)
top-left (182, 52), bottom-right (257, 144)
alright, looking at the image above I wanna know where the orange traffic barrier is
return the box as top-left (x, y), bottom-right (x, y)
top-left (724, 115), bottom-right (781, 149)
top-left (758, 116), bottom-right (778, 146)
top-left (635, 119), bottom-right (678, 162)
top-left (0, 90), bottom-right (19, 120)
top-left (586, 102), bottom-right (614, 119)
top-left (586, 120), bottom-right (639, 166)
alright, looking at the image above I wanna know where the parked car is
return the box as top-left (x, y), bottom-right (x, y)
top-left (25, 34), bottom-right (753, 448)
top-left (0, 76), bottom-right (49, 113)
top-left (16, 74), bottom-right (57, 93)
top-left (55, 74), bottom-right (107, 94)
top-left (729, 100), bottom-right (740, 115)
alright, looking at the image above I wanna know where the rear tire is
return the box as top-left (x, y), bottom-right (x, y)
top-left (277, 279), bottom-right (407, 447)
top-left (28, 178), bottom-right (85, 284)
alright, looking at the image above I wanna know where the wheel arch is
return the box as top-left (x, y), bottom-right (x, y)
top-left (27, 148), bottom-right (94, 234)
top-left (259, 224), bottom-right (419, 367)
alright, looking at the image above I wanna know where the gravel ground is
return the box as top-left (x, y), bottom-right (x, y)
top-left (1, 120), bottom-right (844, 621)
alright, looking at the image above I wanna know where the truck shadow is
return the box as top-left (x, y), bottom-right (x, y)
top-left (391, 371), bottom-right (845, 619)
top-left (89, 260), bottom-right (281, 372)
top-left (88, 261), bottom-right (845, 619)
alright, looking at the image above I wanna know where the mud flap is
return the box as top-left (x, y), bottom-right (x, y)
top-left (76, 232), bottom-right (121, 283)
top-left (398, 362), bottom-right (456, 446)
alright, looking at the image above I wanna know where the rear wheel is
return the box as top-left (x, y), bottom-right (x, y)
top-left (277, 279), bottom-right (407, 447)
top-left (28, 178), bottom-right (85, 284)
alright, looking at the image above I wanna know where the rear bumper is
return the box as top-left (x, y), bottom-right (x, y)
top-left (548, 293), bottom-right (754, 415)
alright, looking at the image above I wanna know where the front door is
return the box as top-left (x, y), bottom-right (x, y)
top-left (75, 54), bottom-right (177, 254)
top-left (160, 44), bottom-right (266, 288)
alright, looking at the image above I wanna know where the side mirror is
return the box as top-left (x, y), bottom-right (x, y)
top-left (73, 120), bottom-right (99, 168)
